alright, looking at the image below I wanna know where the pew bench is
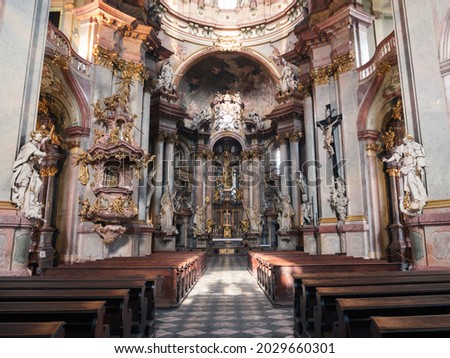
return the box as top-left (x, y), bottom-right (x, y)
top-left (0, 301), bottom-right (108, 338)
top-left (314, 282), bottom-right (450, 338)
top-left (0, 321), bottom-right (66, 338)
top-left (0, 289), bottom-right (131, 338)
top-left (370, 314), bottom-right (450, 338)
top-left (0, 279), bottom-right (152, 338)
top-left (295, 274), bottom-right (450, 337)
top-left (334, 294), bottom-right (450, 337)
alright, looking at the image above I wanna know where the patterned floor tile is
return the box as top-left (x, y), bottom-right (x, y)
top-left (155, 255), bottom-right (293, 338)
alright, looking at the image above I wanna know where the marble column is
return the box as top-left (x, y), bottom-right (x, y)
top-left (151, 133), bottom-right (165, 224)
top-left (204, 152), bottom-right (214, 221)
top-left (57, 128), bottom-right (90, 264)
top-left (138, 89), bottom-right (151, 221)
top-left (386, 165), bottom-right (408, 263)
top-left (183, 215), bottom-right (190, 248)
top-left (278, 135), bottom-right (289, 197)
top-left (241, 153), bottom-right (250, 208)
top-left (38, 147), bottom-right (64, 269)
top-left (362, 131), bottom-right (384, 259)
top-left (0, 0), bottom-right (50, 201)
top-left (288, 132), bottom-right (302, 227)
top-left (392, 0), bottom-right (450, 201)
top-left (194, 150), bottom-right (204, 209)
top-left (164, 134), bottom-right (176, 195)
top-left (252, 153), bottom-right (261, 212)
top-left (303, 95), bottom-right (318, 226)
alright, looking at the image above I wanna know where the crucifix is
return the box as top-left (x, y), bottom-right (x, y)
top-left (316, 104), bottom-right (343, 178)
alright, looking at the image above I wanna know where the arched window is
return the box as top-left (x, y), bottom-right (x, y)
top-left (275, 147), bottom-right (281, 175)
top-left (218, 0), bottom-right (237, 9)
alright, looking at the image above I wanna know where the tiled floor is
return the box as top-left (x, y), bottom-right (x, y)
top-left (155, 255), bottom-right (294, 338)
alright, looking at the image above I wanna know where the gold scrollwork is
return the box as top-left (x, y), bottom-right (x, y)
top-left (332, 51), bottom-right (355, 78)
top-left (382, 129), bottom-right (396, 152)
top-left (311, 65), bottom-right (333, 86)
top-left (377, 60), bottom-right (391, 76)
top-left (392, 99), bottom-right (403, 121)
top-left (52, 50), bottom-right (70, 70)
top-left (365, 143), bottom-right (381, 157)
top-left (287, 131), bottom-right (303, 142)
top-left (40, 167), bottom-right (58, 177)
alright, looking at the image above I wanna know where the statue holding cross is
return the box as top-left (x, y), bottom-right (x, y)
top-left (316, 104), bottom-right (342, 157)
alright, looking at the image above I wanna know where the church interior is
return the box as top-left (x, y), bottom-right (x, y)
top-left (1, 0), bottom-right (450, 338)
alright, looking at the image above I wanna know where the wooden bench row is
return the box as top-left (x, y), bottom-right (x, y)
top-left (0, 252), bottom-right (207, 337)
top-left (292, 269), bottom-right (450, 338)
top-left (248, 251), bottom-right (402, 306)
top-left (43, 252), bottom-right (207, 308)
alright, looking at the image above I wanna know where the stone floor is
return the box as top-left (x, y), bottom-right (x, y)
top-left (155, 255), bottom-right (294, 338)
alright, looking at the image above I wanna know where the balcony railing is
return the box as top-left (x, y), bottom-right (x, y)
top-left (46, 22), bottom-right (91, 77)
top-left (357, 31), bottom-right (396, 82)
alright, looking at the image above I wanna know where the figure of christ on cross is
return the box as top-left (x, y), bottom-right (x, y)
top-left (316, 104), bottom-right (343, 178)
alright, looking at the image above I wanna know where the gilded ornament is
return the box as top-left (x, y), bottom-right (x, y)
top-left (214, 36), bottom-right (242, 52)
top-left (52, 50), bottom-right (70, 70)
top-left (382, 129), bottom-right (396, 152)
top-left (40, 167), bottom-right (58, 177)
top-left (93, 45), bottom-right (117, 69)
top-left (392, 99), bottom-right (403, 121)
top-left (365, 143), bottom-right (381, 157)
top-left (332, 51), bottom-right (355, 78)
top-left (311, 65), bottom-right (332, 86)
top-left (377, 60), bottom-right (391, 76)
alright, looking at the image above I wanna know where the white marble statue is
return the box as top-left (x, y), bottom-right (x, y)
top-left (382, 134), bottom-right (428, 216)
top-left (193, 200), bottom-right (208, 237)
top-left (276, 190), bottom-right (295, 232)
top-left (11, 130), bottom-right (51, 220)
top-left (301, 194), bottom-right (313, 225)
top-left (278, 59), bottom-right (298, 93)
top-left (156, 61), bottom-right (175, 92)
top-left (330, 177), bottom-right (348, 225)
top-left (191, 107), bottom-right (212, 129)
top-left (245, 205), bottom-right (263, 234)
top-left (159, 190), bottom-right (178, 234)
top-left (248, 109), bottom-right (264, 130)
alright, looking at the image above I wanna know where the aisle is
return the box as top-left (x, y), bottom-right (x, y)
top-left (155, 255), bottom-right (294, 338)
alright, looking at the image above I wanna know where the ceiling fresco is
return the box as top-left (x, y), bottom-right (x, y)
top-left (178, 53), bottom-right (277, 119)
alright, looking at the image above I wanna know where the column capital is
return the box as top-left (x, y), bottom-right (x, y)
top-left (287, 131), bottom-right (303, 142)
top-left (276, 134), bottom-right (288, 145)
top-left (365, 143), bottom-right (381, 157)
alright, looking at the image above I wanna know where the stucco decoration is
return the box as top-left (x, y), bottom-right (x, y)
top-left (178, 53), bottom-right (277, 118)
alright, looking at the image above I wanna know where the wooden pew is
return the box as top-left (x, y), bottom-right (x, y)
top-left (0, 279), bottom-right (152, 337)
top-left (262, 258), bottom-right (401, 306)
top-left (370, 314), bottom-right (450, 338)
top-left (0, 289), bottom-right (131, 338)
top-left (44, 253), bottom-right (206, 307)
top-left (334, 294), bottom-right (450, 338)
top-left (0, 301), bottom-right (108, 338)
top-left (295, 273), bottom-right (450, 337)
top-left (314, 282), bottom-right (450, 337)
top-left (0, 322), bottom-right (66, 338)
top-left (45, 265), bottom-right (177, 308)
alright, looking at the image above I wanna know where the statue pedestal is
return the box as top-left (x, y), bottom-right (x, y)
top-left (195, 235), bottom-right (209, 249)
top-left (37, 227), bottom-right (56, 269)
top-left (154, 233), bottom-right (176, 251)
top-left (0, 205), bottom-right (34, 276)
top-left (277, 231), bottom-right (298, 250)
top-left (244, 233), bottom-right (260, 248)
